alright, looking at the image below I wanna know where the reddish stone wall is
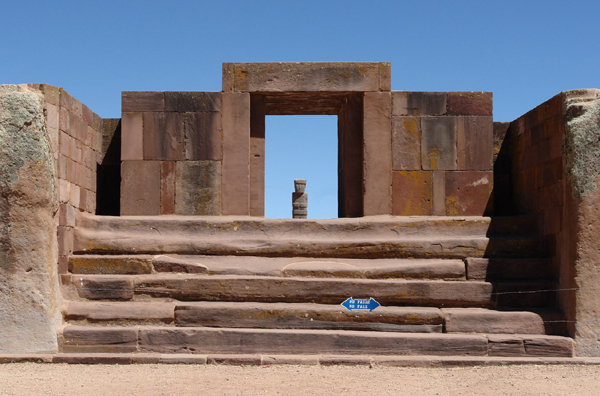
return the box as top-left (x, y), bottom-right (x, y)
top-left (391, 92), bottom-right (494, 216)
top-left (120, 92), bottom-right (223, 215)
top-left (33, 85), bottom-right (104, 274)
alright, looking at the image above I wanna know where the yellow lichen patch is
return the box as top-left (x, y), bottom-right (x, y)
top-left (445, 196), bottom-right (459, 216)
top-left (427, 147), bottom-right (441, 170)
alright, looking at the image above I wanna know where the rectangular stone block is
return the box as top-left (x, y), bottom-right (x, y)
top-left (432, 171), bottom-right (446, 216)
top-left (393, 92), bottom-right (447, 116)
top-left (165, 91), bottom-right (221, 112)
top-left (120, 161), bottom-right (161, 215)
top-left (363, 92), bottom-right (392, 215)
top-left (161, 161), bottom-right (176, 215)
top-left (122, 92), bottom-right (165, 112)
top-left (142, 112), bottom-right (185, 160)
top-left (392, 116), bottom-right (421, 171)
top-left (57, 226), bottom-right (74, 256)
top-left (121, 112), bottom-right (143, 160)
top-left (457, 116), bottom-right (493, 170)
top-left (184, 111), bottom-right (222, 160)
top-left (223, 62), bottom-right (390, 92)
top-left (445, 171), bottom-right (493, 215)
top-left (447, 92), bottom-right (493, 116)
top-left (175, 161), bottom-right (221, 215)
top-left (221, 92), bottom-right (250, 215)
top-left (392, 171), bottom-right (432, 215)
top-left (76, 276), bottom-right (134, 300)
top-left (61, 326), bottom-right (138, 353)
top-left (421, 117), bottom-right (457, 170)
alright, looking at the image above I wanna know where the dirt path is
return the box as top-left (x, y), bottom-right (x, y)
top-left (0, 364), bottom-right (599, 395)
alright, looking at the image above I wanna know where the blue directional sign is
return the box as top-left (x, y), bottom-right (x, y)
top-left (341, 297), bottom-right (380, 311)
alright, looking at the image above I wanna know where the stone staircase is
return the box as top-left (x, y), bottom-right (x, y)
top-left (58, 213), bottom-right (574, 359)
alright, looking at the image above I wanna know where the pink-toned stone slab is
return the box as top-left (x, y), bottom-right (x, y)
top-left (121, 112), bottom-right (143, 160)
top-left (445, 171), bottom-right (493, 216)
top-left (223, 62), bottom-right (390, 92)
top-left (61, 326), bottom-right (138, 353)
top-left (120, 160), bottom-right (161, 215)
top-left (392, 116), bottom-right (421, 170)
top-left (457, 116), bottom-right (493, 170)
top-left (447, 92), bottom-right (493, 116)
top-left (392, 171), bottom-right (432, 215)
top-left (64, 301), bottom-right (175, 324)
top-left (442, 308), bottom-right (545, 334)
top-left (122, 92), bottom-right (165, 112)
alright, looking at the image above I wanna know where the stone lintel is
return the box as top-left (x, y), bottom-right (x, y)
top-left (223, 62), bottom-right (391, 93)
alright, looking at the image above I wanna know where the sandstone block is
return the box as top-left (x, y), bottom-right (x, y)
top-left (61, 326), bottom-right (138, 353)
top-left (175, 161), bottom-right (221, 215)
top-left (392, 117), bottom-right (421, 170)
top-left (393, 92), bottom-right (447, 116)
top-left (160, 161), bottom-right (176, 215)
top-left (69, 255), bottom-right (153, 275)
top-left (64, 301), bottom-right (174, 324)
top-left (457, 116), bottom-right (493, 170)
top-left (421, 117), bottom-right (457, 170)
top-left (487, 335), bottom-right (526, 357)
top-left (221, 92), bottom-right (250, 215)
top-left (165, 91), bottom-right (221, 112)
top-left (447, 92), bottom-right (493, 116)
top-left (432, 171), bottom-right (445, 215)
top-left (75, 276), bottom-right (134, 300)
top-left (122, 92), bottom-right (165, 112)
top-left (445, 171), bottom-right (493, 215)
top-left (120, 161), bottom-right (161, 215)
top-left (223, 62), bottom-right (390, 92)
top-left (465, 258), bottom-right (551, 281)
top-left (121, 112), bottom-right (143, 160)
top-left (363, 92), bottom-right (392, 215)
top-left (184, 111), bottom-right (222, 160)
top-left (392, 171), bottom-right (432, 215)
top-left (142, 112), bottom-right (185, 160)
top-left (442, 308), bottom-right (545, 334)
top-left (0, 87), bottom-right (61, 353)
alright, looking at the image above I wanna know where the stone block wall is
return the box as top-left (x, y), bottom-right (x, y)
top-left (391, 91), bottom-right (494, 216)
top-left (508, 89), bottom-right (600, 356)
top-left (32, 85), bottom-right (104, 274)
top-left (120, 92), bottom-right (222, 215)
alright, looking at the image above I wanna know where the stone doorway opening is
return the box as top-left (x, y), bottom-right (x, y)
top-left (265, 115), bottom-right (338, 219)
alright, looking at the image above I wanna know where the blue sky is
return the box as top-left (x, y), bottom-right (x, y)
top-left (3, 1), bottom-right (599, 218)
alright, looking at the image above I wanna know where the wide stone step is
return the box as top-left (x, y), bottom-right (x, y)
top-left (58, 325), bottom-right (574, 357)
top-left (68, 254), bottom-right (467, 280)
top-left (67, 274), bottom-right (494, 307)
top-left (63, 301), bottom-right (556, 335)
top-left (73, 213), bottom-right (545, 259)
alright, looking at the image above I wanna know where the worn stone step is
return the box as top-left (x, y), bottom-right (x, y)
top-left (68, 274), bottom-right (494, 307)
top-left (68, 254), bottom-right (467, 280)
top-left (73, 213), bottom-right (545, 259)
top-left (63, 301), bottom-right (443, 333)
top-left (63, 301), bottom-right (558, 335)
top-left (493, 282), bottom-right (558, 308)
top-left (466, 258), bottom-right (552, 281)
top-left (58, 325), bottom-right (574, 357)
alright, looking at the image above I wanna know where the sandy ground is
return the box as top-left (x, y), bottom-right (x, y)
top-left (0, 364), bottom-right (599, 396)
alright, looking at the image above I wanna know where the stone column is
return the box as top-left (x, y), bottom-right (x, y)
top-left (292, 179), bottom-right (308, 219)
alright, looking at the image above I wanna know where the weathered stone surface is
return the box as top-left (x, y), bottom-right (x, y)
top-left (421, 117), bottom-right (457, 170)
top-left (113, 274), bottom-right (494, 307)
top-left (445, 171), bottom-right (493, 215)
top-left (164, 92), bottom-right (221, 112)
top-left (68, 255), bottom-right (153, 275)
top-left (122, 92), bottom-right (164, 112)
top-left (487, 335), bottom-right (526, 357)
top-left (61, 326), bottom-right (138, 353)
top-left (363, 92), bottom-right (392, 215)
top-left (0, 86), bottom-right (61, 353)
top-left (221, 92), bottom-right (250, 215)
top-left (392, 117), bottom-right (421, 170)
top-left (184, 111), bottom-right (222, 161)
top-left (64, 301), bottom-right (175, 324)
top-left (138, 327), bottom-right (487, 356)
top-left (121, 112), bottom-right (143, 160)
top-left (457, 116), bottom-right (493, 170)
top-left (160, 161), bottom-right (176, 214)
top-left (175, 302), bottom-right (443, 333)
top-left (152, 255), bottom-right (208, 274)
top-left (75, 276), bottom-right (134, 300)
top-left (142, 112), bottom-right (185, 160)
top-left (522, 335), bottom-right (574, 357)
top-left (442, 308), bottom-right (545, 334)
top-left (393, 92), bottom-right (447, 116)
top-left (120, 160), bottom-right (161, 215)
top-left (447, 92), bottom-right (493, 116)
top-left (392, 171), bottom-right (432, 215)
top-left (175, 161), bottom-right (221, 215)
top-left (223, 62), bottom-right (391, 92)
top-left (74, 213), bottom-right (543, 259)
top-left (465, 258), bottom-right (551, 281)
